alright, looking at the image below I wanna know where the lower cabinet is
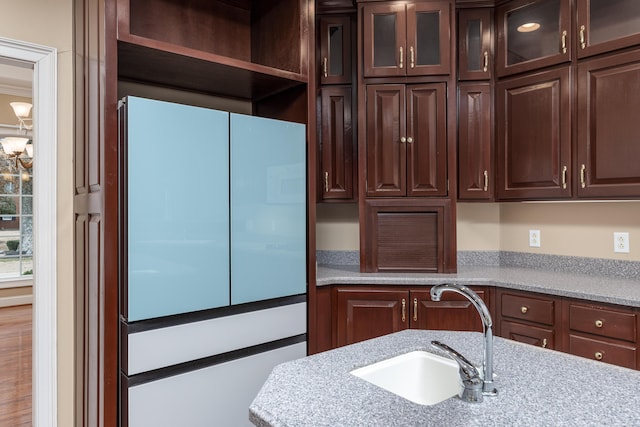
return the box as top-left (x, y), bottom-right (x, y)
top-left (564, 299), bottom-right (638, 370)
top-left (496, 289), bottom-right (561, 350)
top-left (334, 285), bottom-right (490, 347)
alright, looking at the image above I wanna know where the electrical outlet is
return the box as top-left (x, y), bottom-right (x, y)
top-left (614, 232), bottom-right (630, 253)
top-left (529, 230), bottom-right (541, 248)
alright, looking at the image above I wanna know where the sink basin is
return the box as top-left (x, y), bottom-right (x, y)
top-left (350, 351), bottom-right (460, 405)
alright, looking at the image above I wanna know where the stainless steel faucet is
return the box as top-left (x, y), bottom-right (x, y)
top-left (430, 283), bottom-right (497, 397)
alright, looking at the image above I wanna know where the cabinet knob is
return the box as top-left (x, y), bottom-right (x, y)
top-left (406, 137), bottom-right (413, 143)
top-left (594, 351), bottom-right (603, 361)
top-left (595, 319), bottom-right (603, 328)
top-left (521, 306), bottom-right (528, 314)
top-left (400, 136), bottom-right (407, 143)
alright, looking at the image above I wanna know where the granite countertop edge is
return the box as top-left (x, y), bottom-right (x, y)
top-left (316, 264), bottom-right (640, 308)
top-left (249, 329), bottom-right (640, 426)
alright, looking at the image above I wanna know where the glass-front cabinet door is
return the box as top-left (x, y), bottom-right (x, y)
top-left (362, 1), bottom-right (450, 77)
top-left (458, 8), bottom-right (492, 80)
top-left (576, 0), bottom-right (640, 58)
top-left (496, 0), bottom-right (571, 77)
top-left (319, 15), bottom-right (352, 84)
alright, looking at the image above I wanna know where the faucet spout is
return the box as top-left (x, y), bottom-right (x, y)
top-left (430, 283), bottom-right (497, 396)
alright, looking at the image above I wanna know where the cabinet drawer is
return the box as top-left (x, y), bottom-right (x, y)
top-left (500, 293), bottom-right (556, 326)
top-left (500, 320), bottom-right (554, 350)
top-left (568, 334), bottom-right (637, 370)
top-left (569, 304), bottom-right (637, 342)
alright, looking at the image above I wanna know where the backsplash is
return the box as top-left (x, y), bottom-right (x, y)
top-left (317, 250), bottom-right (640, 281)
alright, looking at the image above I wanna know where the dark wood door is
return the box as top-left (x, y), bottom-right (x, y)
top-left (335, 288), bottom-right (408, 347)
top-left (496, 67), bottom-right (572, 200)
top-left (406, 1), bottom-right (451, 76)
top-left (410, 287), bottom-right (488, 332)
top-left (406, 83), bottom-right (448, 196)
top-left (320, 86), bottom-right (356, 201)
top-left (496, 0), bottom-right (571, 77)
top-left (577, 49), bottom-right (640, 198)
top-left (458, 8), bottom-right (492, 81)
top-left (319, 15), bottom-right (352, 84)
top-left (362, 3), bottom-right (406, 77)
top-left (365, 84), bottom-right (406, 197)
top-left (576, 0), bottom-right (640, 59)
top-left (458, 82), bottom-right (492, 200)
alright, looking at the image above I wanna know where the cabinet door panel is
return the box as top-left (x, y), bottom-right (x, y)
top-left (501, 320), bottom-right (555, 349)
top-left (496, 0), bottom-right (571, 77)
top-left (496, 68), bottom-right (572, 199)
top-left (406, 83), bottom-right (447, 196)
top-left (320, 86), bottom-right (355, 201)
top-left (406, 2), bottom-right (450, 75)
top-left (125, 97), bottom-right (230, 321)
top-left (411, 288), bottom-right (488, 332)
top-left (335, 288), bottom-right (408, 347)
top-left (366, 85), bottom-right (406, 196)
top-left (230, 114), bottom-right (307, 304)
top-left (458, 83), bottom-right (492, 200)
top-left (577, 0), bottom-right (640, 59)
top-left (363, 3), bottom-right (406, 77)
top-left (458, 9), bottom-right (492, 80)
top-left (319, 15), bottom-right (352, 84)
top-left (577, 50), bottom-right (640, 197)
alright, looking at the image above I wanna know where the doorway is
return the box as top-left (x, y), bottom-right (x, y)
top-left (0, 37), bottom-right (57, 426)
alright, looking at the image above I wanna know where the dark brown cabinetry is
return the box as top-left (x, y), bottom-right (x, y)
top-left (564, 299), bottom-right (638, 369)
top-left (319, 86), bottom-right (356, 201)
top-left (497, 289), bottom-right (561, 350)
top-left (496, 0), bottom-right (571, 77)
top-left (319, 15), bottom-right (352, 85)
top-left (496, 67), bottom-right (572, 200)
top-left (576, 49), bottom-right (640, 198)
top-left (458, 8), bottom-right (492, 81)
top-left (365, 83), bottom-right (447, 197)
top-left (334, 285), bottom-right (489, 347)
top-left (362, 1), bottom-right (451, 77)
top-left (458, 82), bottom-right (492, 200)
top-left (362, 198), bottom-right (453, 273)
top-left (576, 0), bottom-right (640, 59)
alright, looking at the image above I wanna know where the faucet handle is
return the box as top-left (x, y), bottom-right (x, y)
top-left (431, 340), bottom-right (483, 403)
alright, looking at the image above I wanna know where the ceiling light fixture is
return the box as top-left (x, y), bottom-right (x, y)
top-left (10, 102), bottom-right (33, 131)
top-left (0, 136), bottom-right (33, 169)
top-left (517, 22), bottom-right (541, 33)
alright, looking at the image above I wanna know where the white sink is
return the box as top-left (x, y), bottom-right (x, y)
top-left (350, 351), bottom-right (460, 405)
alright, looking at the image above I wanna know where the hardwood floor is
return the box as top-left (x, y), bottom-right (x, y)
top-left (0, 304), bottom-right (31, 427)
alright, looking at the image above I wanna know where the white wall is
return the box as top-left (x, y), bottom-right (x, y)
top-left (0, 2), bottom-right (74, 425)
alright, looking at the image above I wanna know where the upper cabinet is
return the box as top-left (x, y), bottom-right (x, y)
top-left (576, 0), bottom-right (640, 59)
top-left (496, 0), bottom-right (571, 77)
top-left (116, 0), bottom-right (308, 101)
top-left (362, 1), bottom-right (451, 77)
top-left (365, 83), bottom-right (448, 197)
top-left (319, 15), bottom-right (353, 84)
top-left (458, 8), bottom-right (493, 80)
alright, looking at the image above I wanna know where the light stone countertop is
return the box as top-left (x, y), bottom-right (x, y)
top-left (250, 329), bottom-right (640, 426)
top-left (317, 264), bottom-right (640, 308)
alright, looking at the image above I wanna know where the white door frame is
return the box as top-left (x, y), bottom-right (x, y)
top-left (0, 37), bottom-right (57, 426)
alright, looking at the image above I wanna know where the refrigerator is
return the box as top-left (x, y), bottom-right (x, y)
top-left (119, 96), bottom-right (307, 426)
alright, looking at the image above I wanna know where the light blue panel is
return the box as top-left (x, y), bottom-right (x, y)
top-left (230, 114), bottom-right (306, 304)
top-left (126, 96), bottom-right (230, 321)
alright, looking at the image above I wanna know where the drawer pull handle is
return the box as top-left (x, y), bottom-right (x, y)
top-left (580, 164), bottom-right (586, 188)
top-left (521, 306), bottom-right (528, 314)
top-left (324, 171), bottom-right (329, 193)
top-left (399, 46), bottom-right (404, 69)
top-left (323, 57), bottom-right (328, 78)
top-left (402, 298), bottom-right (406, 323)
top-left (594, 351), bottom-right (603, 361)
top-left (579, 25), bottom-right (586, 49)
top-left (409, 46), bottom-right (415, 69)
top-left (561, 30), bottom-right (567, 54)
top-left (561, 165), bottom-right (567, 189)
top-left (483, 170), bottom-right (489, 192)
top-left (595, 319), bottom-right (603, 328)
top-left (483, 51), bottom-right (489, 72)
top-left (541, 338), bottom-right (547, 349)
top-left (413, 298), bottom-right (418, 322)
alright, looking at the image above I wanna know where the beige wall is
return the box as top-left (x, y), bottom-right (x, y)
top-left (317, 201), bottom-right (640, 261)
top-left (0, 94), bottom-right (32, 124)
top-left (1, 1), bottom-right (75, 426)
